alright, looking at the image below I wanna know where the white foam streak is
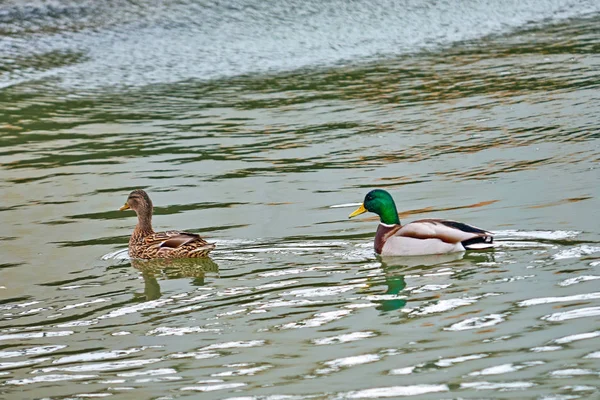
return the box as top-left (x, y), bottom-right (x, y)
top-left (495, 230), bottom-right (581, 240)
top-left (212, 365), bottom-right (271, 377)
top-left (6, 374), bottom-right (97, 385)
top-left (435, 354), bottom-right (488, 367)
top-left (258, 299), bottom-right (321, 309)
top-left (496, 230), bottom-right (580, 240)
top-left (559, 275), bottom-right (600, 286)
top-left (280, 310), bottom-right (351, 329)
top-left (389, 366), bottom-right (416, 375)
top-left (338, 384), bottom-right (449, 398)
top-left (0, 331), bottom-right (73, 341)
top-left (460, 381), bottom-right (535, 390)
top-left (551, 369), bottom-right (597, 376)
top-left (60, 298), bottom-right (110, 310)
top-left (201, 340), bottom-right (265, 351)
top-left (0, 358), bottom-right (51, 370)
top-left (554, 331), bottom-right (600, 344)
top-left (469, 361), bottom-right (543, 376)
top-left (553, 245), bottom-right (600, 260)
top-left (119, 368), bottom-right (177, 377)
top-left (411, 284), bottom-right (451, 293)
top-left (412, 297), bottom-right (478, 315)
top-left (53, 347), bottom-right (151, 364)
top-left (530, 346), bottom-right (562, 352)
top-left (147, 327), bottom-right (220, 336)
top-left (323, 354), bottom-right (380, 369)
top-left (101, 248), bottom-right (130, 260)
top-left (542, 307), bottom-right (600, 322)
top-left (283, 285), bottom-right (364, 297)
top-left (0, 345), bottom-right (66, 359)
top-left (445, 314), bottom-right (505, 331)
top-left (41, 359), bottom-right (160, 372)
top-left (330, 203), bottom-right (363, 208)
top-left (181, 382), bottom-right (246, 391)
top-left (518, 292), bottom-right (600, 307)
top-left (99, 299), bottom-right (173, 319)
top-left (312, 331), bottom-right (376, 345)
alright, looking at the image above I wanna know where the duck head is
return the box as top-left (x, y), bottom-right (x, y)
top-left (349, 189), bottom-right (400, 225)
top-left (120, 189), bottom-right (153, 219)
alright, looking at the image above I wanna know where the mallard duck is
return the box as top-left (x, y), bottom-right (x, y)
top-left (119, 189), bottom-right (215, 259)
top-left (349, 189), bottom-right (493, 256)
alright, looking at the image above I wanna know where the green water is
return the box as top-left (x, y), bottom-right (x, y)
top-left (1, 15), bottom-right (599, 400)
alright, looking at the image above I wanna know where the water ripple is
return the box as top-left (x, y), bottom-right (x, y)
top-left (1, 10), bottom-right (599, 399)
top-left (0, 345), bottom-right (66, 359)
top-left (181, 381), bottom-right (247, 392)
top-left (6, 374), bottom-right (98, 386)
top-left (559, 275), bottom-right (600, 286)
top-left (469, 361), bottom-right (544, 376)
top-left (312, 331), bottom-right (377, 345)
top-left (518, 292), bottom-right (600, 307)
top-left (52, 347), bottom-right (155, 364)
top-left (335, 384), bottom-right (449, 398)
top-left (554, 331), bottom-right (600, 344)
top-left (460, 381), bottom-right (536, 390)
top-left (445, 314), bottom-right (506, 331)
top-left (279, 310), bottom-right (352, 330)
top-left (317, 354), bottom-right (381, 375)
top-left (542, 307), bottom-right (600, 322)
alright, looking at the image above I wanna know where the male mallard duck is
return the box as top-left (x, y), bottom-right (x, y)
top-left (119, 190), bottom-right (215, 259)
top-left (349, 189), bottom-right (493, 256)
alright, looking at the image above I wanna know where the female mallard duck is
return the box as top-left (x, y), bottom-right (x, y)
top-left (119, 190), bottom-right (215, 259)
top-left (349, 189), bottom-right (493, 256)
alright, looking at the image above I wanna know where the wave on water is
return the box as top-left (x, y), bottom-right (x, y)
top-left (100, 230), bottom-right (588, 262)
top-left (101, 248), bottom-right (129, 261)
top-left (2, 0), bottom-right (600, 89)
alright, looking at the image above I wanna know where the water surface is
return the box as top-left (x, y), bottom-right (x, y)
top-left (1, 1), bottom-right (599, 399)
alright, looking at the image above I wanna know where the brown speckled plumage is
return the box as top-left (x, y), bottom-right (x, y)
top-left (120, 189), bottom-right (215, 259)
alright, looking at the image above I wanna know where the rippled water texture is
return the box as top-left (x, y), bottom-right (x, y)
top-left (1, 1), bottom-right (600, 399)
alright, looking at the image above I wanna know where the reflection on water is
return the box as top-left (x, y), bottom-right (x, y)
top-left (132, 257), bottom-right (220, 300)
top-left (380, 252), bottom-right (467, 269)
top-left (0, 5), bottom-right (599, 399)
top-left (376, 253), bottom-right (469, 311)
top-left (376, 274), bottom-right (407, 312)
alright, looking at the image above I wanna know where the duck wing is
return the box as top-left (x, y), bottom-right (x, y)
top-left (145, 231), bottom-right (209, 249)
top-left (397, 219), bottom-right (493, 244)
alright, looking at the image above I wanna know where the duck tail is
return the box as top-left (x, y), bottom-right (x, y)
top-left (462, 235), bottom-right (494, 250)
top-left (189, 242), bottom-right (216, 257)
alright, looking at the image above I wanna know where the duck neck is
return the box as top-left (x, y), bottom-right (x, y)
top-left (134, 209), bottom-right (154, 236)
top-left (379, 204), bottom-right (400, 226)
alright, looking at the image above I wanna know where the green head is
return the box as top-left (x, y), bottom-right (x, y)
top-left (349, 189), bottom-right (400, 225)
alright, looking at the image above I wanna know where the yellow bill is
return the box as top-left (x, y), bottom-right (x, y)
top-left (349, 203), bottom-right (367, 218)
top-left (119, 203), bottom-right (130, 211)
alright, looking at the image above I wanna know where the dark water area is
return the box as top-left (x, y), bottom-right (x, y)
top-left (1, 1), bottom-right (600, 399)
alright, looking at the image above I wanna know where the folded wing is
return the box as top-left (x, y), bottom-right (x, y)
top-left (398, 219), bottom-right (493, 244)
top-left (145, 231), bottom-right (211, 249)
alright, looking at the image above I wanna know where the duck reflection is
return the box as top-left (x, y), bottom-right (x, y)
top-left (375, 273), bottom-right (407, 312)
top-left (131, 257), bottom-right (219, 301)
top-left (380, 252), bottom-right (466, 270)
top-left (374, 252), bottom-right (466, 311)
